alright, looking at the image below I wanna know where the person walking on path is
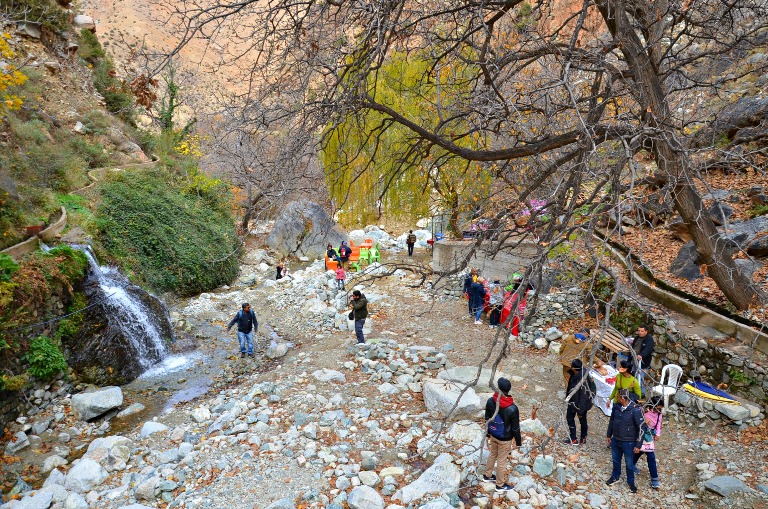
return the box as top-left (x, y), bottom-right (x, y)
top-left (563, 359), bottom-right (595, 445)
top-left (633, 396), bottom-right (663, 489)
top-left (632, 324), bottom-right (655, 396)
top-left (463, 268), bottom-right (478, 317)
top-left (482, 377), bottom-right (522, 492)
top-left (406, 230), bottom-right (417, 256)
top-left (335, 265), bottom-right (346, 290)
top-left (469, 277), bottom-right (487, 325)
top-left (609, 360), bottom-right (642, 405)
top-left (227, 303), bottom-right (258, 358)
top-left (349, 290), bottom-right (368, 344)
top-left (606, 389), bottom-right (645, 493)
top-left (488, 277), bottom-right (504, 328)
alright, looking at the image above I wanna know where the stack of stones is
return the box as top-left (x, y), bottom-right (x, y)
top-left (670, 388), bottom-right (764, 428)
top-left (345, 340), bottom-right (453, 391)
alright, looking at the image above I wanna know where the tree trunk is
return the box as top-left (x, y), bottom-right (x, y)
top-left (597, 0), bottom-right (764, 309)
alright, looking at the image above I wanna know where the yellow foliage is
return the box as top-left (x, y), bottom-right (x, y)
top-left (0, 34), bottom-right (27, 117)
top-left (174, 132), bottom-right (205, 158)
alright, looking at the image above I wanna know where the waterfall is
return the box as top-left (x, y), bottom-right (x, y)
top-left (70, 245), bottom-right (172, 381)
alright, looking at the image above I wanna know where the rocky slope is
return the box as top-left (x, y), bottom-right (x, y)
top-left (2, 244), bottom-right (767, 509)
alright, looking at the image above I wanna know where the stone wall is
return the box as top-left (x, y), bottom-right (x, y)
top-left (0, 291), bottom-right (76, 428)
top-left (431, 240), bottom-right (538, 288)
top-left (648, 313), bottom-right (768, 411)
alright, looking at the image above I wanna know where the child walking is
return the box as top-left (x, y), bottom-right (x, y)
top-left (633, 396), bottom-right (663, 489)
top-left (335, 265), bottom-right (346, 290)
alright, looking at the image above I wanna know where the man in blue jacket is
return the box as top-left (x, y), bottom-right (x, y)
top-left (227, 303), bottom-right (258, 358)
top-left (605, 389), bottom-right (645, 493)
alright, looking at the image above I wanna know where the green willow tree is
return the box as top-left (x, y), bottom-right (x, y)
top-left (323, 52), bottom-right (492, 231)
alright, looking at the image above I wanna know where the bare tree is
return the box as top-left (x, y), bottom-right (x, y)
top-left (156, 0), bottom-right (768, 312)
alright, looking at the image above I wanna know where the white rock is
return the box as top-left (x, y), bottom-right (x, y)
top-left (73, 15), bottom-right (95, 30)
top-left (312, 369), bottom-right (346, 383)
top-left (5, 431), bottom-right (30, 454)
top-left (42, 455), bottom-right (68, 473)
top-left (519, 418), bottom-right (549, 436)
top-left (71, 387), bottom-right (123, 421)
top-left (394, 460), bottom-right (461, 504)
top-left (83, 435), bottom-right (133, 471)
top-left (378, 383), bottom-right (400, 395)
top-left (422, 378), bottom-right (482, 419)
top-left (64, 493), bottom-right (88, 509)
top-left (14, 491), bottom-right (54, 509)
top-left (347, 486), bottom-right (384, 509)
top-left (358, 470), bottom-right (381, 487)
top-left (64, 459), bottom-right (108, 493)
top-left (191, 406), bottom-right (211, 423)
top-left (436, 366), bottom-right (509, 392)
top-left (140, 421), bottom-right (169, 438)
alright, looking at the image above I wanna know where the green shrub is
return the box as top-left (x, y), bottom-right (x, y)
top-left (78, 29), bottom-right (105, 64)
top-left (25, 336), bottom-right (68, 381)
top-left (55, 292), bottom-right (87, 341)
top-left (70, 138), bottom-right (110, 168)
top-left (4, 0), bottom-right (68, 32)
top-left (97, 169), bottom-right (239, 295)
top-left (93, 59), bottom-right (135, 124)
top-left (747, 204), bottom-right (768, 218)
top-left (0, 254), bottom-right (19, 282)
top-left (0, 373), bottom-right (29, 392)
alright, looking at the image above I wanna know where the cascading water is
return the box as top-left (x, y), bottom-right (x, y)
top-left (67, 245), bottom-right (174, 384)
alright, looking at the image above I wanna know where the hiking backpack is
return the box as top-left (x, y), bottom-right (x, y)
top-left (487, 413), bottom-right (506, 440)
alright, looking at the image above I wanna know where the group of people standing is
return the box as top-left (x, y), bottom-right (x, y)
top-left (484, 324), bottom-right (661, 494)
top-left (462, 268), bottom-right (533, 336)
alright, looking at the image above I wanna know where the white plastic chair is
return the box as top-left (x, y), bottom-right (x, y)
top-left (652, 364), bottom-right (683, 410)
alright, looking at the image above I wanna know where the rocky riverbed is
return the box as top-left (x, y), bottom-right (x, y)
top-left (2, 247), bottom-right (767, 509)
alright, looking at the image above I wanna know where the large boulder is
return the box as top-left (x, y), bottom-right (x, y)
top-left (703, 476), bottom-right (754, 496)
top-left (422, 378), bottom-right (482, 419)
top-left (670, 241), bottom-right (703, 280)
top-left (265, 200), bottom-right (346, 259)
top-left (436, 366), bottom-right (509, 392)
top-left (64, 458), bottom-right (108, 493)
top-left (71, 387), bottom-right (123, 421)
top-left (347, 486), bottom-right (384, 509)
top-left (83, 435), bottom-right (133, 471)
top-left (394, 460), bottom-right (461, 504)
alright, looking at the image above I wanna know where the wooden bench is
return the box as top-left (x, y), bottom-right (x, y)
top-left (589, 327), bottom-right (631, 355)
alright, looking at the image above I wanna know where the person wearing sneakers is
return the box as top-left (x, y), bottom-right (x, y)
top-left (469, 277), bottom-right (487, 325)
top-left (633, 396), bottom-right (664, 489)
top-left (606, 389), bottom-right (645, 494)
top-left (227, 302), bottom-right (258, 358)
top-left (482, 377), bottom-right (522, 492)
top-left (563, 359), bottom-right (595, 446)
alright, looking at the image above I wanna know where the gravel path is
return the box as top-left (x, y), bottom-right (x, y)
top-left (2, 252), bottom-right (767, 509)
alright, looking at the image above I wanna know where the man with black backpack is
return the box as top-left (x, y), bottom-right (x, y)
top-left (227, 302), bottom-right (258, 358)
top-left (482, 377), bottom-right (521, 492)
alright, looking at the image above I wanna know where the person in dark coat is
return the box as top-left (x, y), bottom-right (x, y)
top-left (469, 277), bottom-right (487, 325)
top-left (349, 290), bottom-right (368, 344)
top-left (462, 268), bottom-right (478, 316)
top-left (606, 389), bottom-right (645, 493)
top-left (563, 359), bottom-right (594, 445)
top-left (482, 377), bottom-right (522, 491)
top-left (632, 324), bottom-right (655, 395)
